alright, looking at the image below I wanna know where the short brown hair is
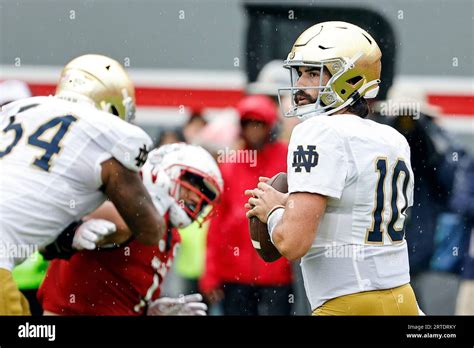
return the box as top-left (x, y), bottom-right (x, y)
top-left (346, 97), bottom-right (369, 118)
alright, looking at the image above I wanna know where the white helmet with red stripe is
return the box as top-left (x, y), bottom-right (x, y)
top-left (142, 143), bottom-right (223, 228)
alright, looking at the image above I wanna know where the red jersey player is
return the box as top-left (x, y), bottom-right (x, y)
top-left (38, 143), bottom-right (223, 316)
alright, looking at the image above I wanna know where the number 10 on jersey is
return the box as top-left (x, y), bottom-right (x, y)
top-left (366, 157), bottom-right (411, 244)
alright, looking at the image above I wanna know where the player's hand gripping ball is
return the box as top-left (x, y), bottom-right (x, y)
top-left (245, 172), bottom-right (288, 262)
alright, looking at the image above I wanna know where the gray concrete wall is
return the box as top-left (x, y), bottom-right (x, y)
top-left (1, 0), bottom-right (472, 76)
top-left (0, 0), bottom-right (245, 70)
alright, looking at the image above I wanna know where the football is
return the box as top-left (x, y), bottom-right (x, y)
top-left (249, 172), bottom-right (287, 262)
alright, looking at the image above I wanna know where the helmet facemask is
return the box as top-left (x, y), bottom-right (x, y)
top-left (121, 88), bottom-right (136, 122)
top-left (168, 166), bottom-right (221, 227)
top-left (97, 88), bottom-right (136, 122)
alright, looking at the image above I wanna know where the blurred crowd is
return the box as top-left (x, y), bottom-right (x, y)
top-left (2, 59), bottom-right (473, 315)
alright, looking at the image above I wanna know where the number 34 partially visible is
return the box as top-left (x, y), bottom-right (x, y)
top-left (0, 115), bottom-right (77, 171)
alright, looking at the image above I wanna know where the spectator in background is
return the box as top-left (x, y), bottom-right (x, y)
top-left (183, 111), bottom-right (207, 144)
top-left (200, 95), bottom-right (293, 315)
top-left (451, 156), bottom-right (474, 315)
top-left (193, 112), bottom-right (239, 158)
top-left (247, 60), bottom-right (300, 142)
top-left (370, 85), bottom-right (465, 314)
top-left (155, 127), bottom-right (184, 147)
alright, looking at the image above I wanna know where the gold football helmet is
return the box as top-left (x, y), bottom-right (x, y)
top-left (55, 54), bottom-right (135, 122)
top-left (278, 21), bottom-right (382, 118)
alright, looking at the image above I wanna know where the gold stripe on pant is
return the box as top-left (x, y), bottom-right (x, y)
top-left (313, 283), bottom-right (418, 316)
top-left (0, 268), bottom-right (31, 315)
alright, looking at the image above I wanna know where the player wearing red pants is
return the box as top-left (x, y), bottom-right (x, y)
top-left (38, 143), bottom-right (223, 315)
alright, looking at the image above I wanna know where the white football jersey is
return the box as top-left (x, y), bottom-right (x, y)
top-left (287, 113), bottom-right (414, 310)
top-left (0, 96), bottom-right (152, 270)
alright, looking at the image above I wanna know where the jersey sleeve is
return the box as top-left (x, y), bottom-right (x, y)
top-left (287, 119), bottom-right (348, 199)
top-left (91, 115), bottom-right (153, 173)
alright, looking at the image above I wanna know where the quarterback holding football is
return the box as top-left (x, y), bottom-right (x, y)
top-left (246, 21), bottom-right (422, 315)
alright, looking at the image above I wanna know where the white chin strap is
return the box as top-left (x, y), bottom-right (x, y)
top-left (294, 79), bottom-right (380, 120)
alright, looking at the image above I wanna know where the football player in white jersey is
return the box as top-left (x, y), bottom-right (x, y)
top-left (0, 54), bottom-right (165, 315)
top-left (246, 22), bottom-right (421, 315)
top-left (38, 143), bottom-right (223, 316)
